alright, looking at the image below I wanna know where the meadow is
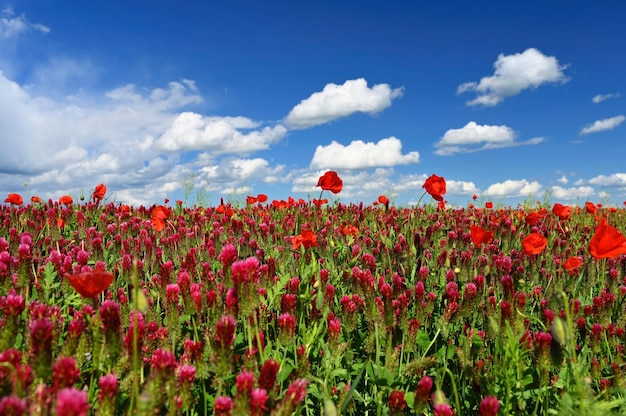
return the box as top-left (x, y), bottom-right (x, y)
top-left (2, 173), bottom-right (626, 415)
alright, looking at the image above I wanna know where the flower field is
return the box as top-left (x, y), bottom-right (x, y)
top-left (2, 175), bottom-right (626, 415)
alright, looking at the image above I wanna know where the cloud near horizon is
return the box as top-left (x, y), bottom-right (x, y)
top-left (310, 137), bottom-right (420, 169)
top-left (284, 78), bottom-right (404, 129)
top-left (457, 48), bottom-right (569, 106)
top-left (434, 121), bottom-right (543, 155)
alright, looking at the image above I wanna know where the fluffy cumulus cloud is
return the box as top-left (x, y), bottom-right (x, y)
top-left (284, 78), bottom-right (404, 129)
top-left (588, 173), bottom-right (626, 187)
top-left (155, 112), bottom-right (287, 153)
top-left (592, 93), bottom-right (620, 103)
top-left (580, 115), bottom-right (625, 135)
top-left (0, 7), bottom-right (49, 39)
top-left (309, 137), bottom-right (419, 169)
top-left (434, 121), bottom-right (543, 155)
top-left (457, 48), bottom-right (569, 106)
top-left (484, 179), bottom-right (542, 198)
top-left (550, 186), bottom-right (595, 200)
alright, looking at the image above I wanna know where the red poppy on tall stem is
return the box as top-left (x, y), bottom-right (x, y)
top-left (585, 201), bottom-right (597, 214)
top-left (92, 183), bottom-right (107, 203)
top-left (588, 217), bottom-right (626, 259)
top-left (563, 257), bottom-right (583, 275)
top-left (4, 193), bottom-right (23, 205)
top-left (59, 195), bottom-right (73, 206)
top-left (378, 195), bottom-right (390, 210)
top-left (316, 171), bottom-right (343, 194)
top-left (470, 225), bottom-right (494, 247)
top-left (522, 233), bottom-right (548, 255)
top-left (66, 270), bottom-right (114, 298)
top-left (151, 205), bottom-right (171, 231)
top-left (31, 195), bottom-right (42, 204)
top-left (552, 203), bottom-right (572, 220)
top-left (292, 230), bottom-right (318, 250)
top-left (422, 174), bottom-right (446, 202)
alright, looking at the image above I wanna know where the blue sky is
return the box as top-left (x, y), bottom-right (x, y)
top-left (1, 0), bottom-right (625, 207)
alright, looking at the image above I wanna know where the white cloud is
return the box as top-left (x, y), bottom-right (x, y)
top-left (592, 93), bottom-right (620, 103)
top-left (155, 112), bottom-right (287, 153)
top-left (435, 121), bottom-right (543, 155)
top-left (558, 175), bottom-right (568, 184)
top-left (484, 179), bottom-right (542, 198)
top-left (550, 186), bottom-right (595, 200)
top-left (309, 137), bottom-right (419, 169)
top-left (284, 78), bottom-right (404, 129)
top-left (580, 115), bottom-right (625, 135)
top-left (0, 7), bottom-right (49, 39)
top-left (458, 48), bottom-right (569, 106)
top-left (588, 173), bottom-right (626, 187)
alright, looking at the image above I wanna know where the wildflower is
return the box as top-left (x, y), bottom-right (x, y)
top-left (151, 205), bottom-right (171, 231)
top-left (585, 201), bottom-right (597, 214)
top-left (29, 317), bottom-right (54, 379)
top-left (485, 201), bottom-right (493, 208)
top-left (292, 229), bottom-right (318, 250)
top-left (258, 358), bottom-right (280, 392)
top-left (56, 387), bottom-right (89, 416)
top-left (414, 375), bottom-right (433, 413)
top-left (522, 233), bottom-right (548, 255)
top-left (525, 210), bottom-right (546, 225)
top-left (479, 396), bottom-right (500, 416)
top-left (422, 174), bottom-right (446, 201)
top-left (66, 270), bottom-right (114, 298)
top-left (276, 378), bottom-right (308, 414)
top-left (470, 225), bottom-right (494, 246)
top-left (388, 390), bottom-right (406, 415)
top-left (4, 193), bottom-right (23, 205)
top-left (59, 195), bottom-right (74, 206)
top-left (588, 217), bottom-right (626, 259)
top-left (317, 171), bottom-right (343, 194)
top-left (214, 396), bottom-right (233, 416)
top-left (52, 357), bottom-right (80, 392)
top-left (563, 256), bottom-right (583, 275)
top-left (98, 373), bottom-right (118, 401)
top-left (31, 195), bottom-right (42, 204)
top-left (0, 395), bottom-right (27, 415)
top-left (552, 203), bottom-right (572, 220)
top-left (249, 388), bottom-right (269, 416)
top-left (215, 315), bottom-right (237, 350)
top-left (92, 183), bottom-right (107, 203)
top-left (278, 313), bottom-right (297, 343)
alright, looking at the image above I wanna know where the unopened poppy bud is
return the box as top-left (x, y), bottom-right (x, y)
top-left (432, 389), bottom-right (447, 406)
top-left (551, 316), bottom-right (568, 346)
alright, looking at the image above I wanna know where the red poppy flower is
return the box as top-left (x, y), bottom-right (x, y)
top-left (552, 203), bottom-right (572, 220)
top-left (176, 199), bottom-right (183, 206)
top-left (525, 210), bottom-right (547, 226)
top-left (257, 194), bottom-right (268, 203)
top-left (472, 194), bottom-right (478, 200)
top-left (216, 204), bottom-right (234, 217)
top-left (56, 217), bottom-right (66, 228)
top-left (485, 201), bottom-right (493, 209)
top-left (470, 225), bottom-right (494, 246)
top-left (313, 198), bottom-right (328, 207)
top-left (31, 196), bottom-right (42, 204)
top-left (59, 195), bottom-right (73, 206)
top-left (378, 195), bottom-right (389, 205)
top-left (92, 183), bottom-right (107, 202)
top-left (522, 233), bottom-right (548, 255)
top-left (67, 270), bottom-right (114, 298)
top-left (588, 217), bottom-right (626, 259)
top-left (422, 174), bottom-right (446, 202)
top-left (4, 193), bottom-right (23, 205)
top-left (316, 171), bottom-right (343, 194)
top-left (563, 257), bottom-right (583, 275)
top-left (585, 201), bottom-right (597, 214)
top-left (151, 205), bottom-right (171, 231)
top-left (246, 196), bottom-right (258, 205)
top-left (292, 230), bottom-right (318, 250)
top-left (340, 225), bottom-right (360, 236)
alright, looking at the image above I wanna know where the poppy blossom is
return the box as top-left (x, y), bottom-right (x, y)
top-left (422, 174), bottom-right (446, 202)
top-left (378, 195), bottom-right (390, 210)
top-left (257, 194), bottom-right (268, 203)
top-left (316, 171), bottom-right (343, 194)
top-left (92, 183), bottom-right (107, 203)
top-left (525, 210), bottom-right (547, 226)
top-left (151, 205), bottom-right (171, 231)
top-left (563, 257), bottom-right (583, 275)
top-left (31, 196), bottom-right (42, 204)
top-left (216, 204), bottom-right (234, 217)
top-left (56, 217), bottom-right (66, 228)
top-left (485, 202), bottom-right (493, 209)
top-left (313, 198), bottom-right (328, 207)
top-left (292, 230), bottom-right (318, 250)
top-left (585, 201), bottom-right (597, 214)
top-left (246, 196), bottom-right (258, 205)
top-left (470, 225), bottom-right (494, 247)
top-left (4, 193), bottom-right (23, 205)
top-left (59, 196), bottom-right (74, 206)
top-left (588, 217), bottom-right (626, 259)
top-left (522, 233), bottom-right (548, 255)
top-left (340, 225), bottom-right (360, 236)
top-left (552, 203), bottom-right (572, 220)
top-left (176, 199), bottom-right (183, 206)
top-left (66, 270), bottom-right (114, 298)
